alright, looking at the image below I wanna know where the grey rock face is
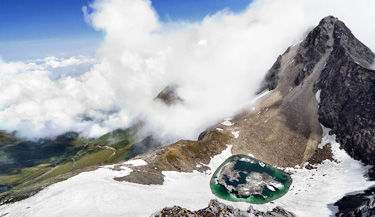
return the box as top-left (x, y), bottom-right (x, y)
top-left (259, 16), bottom-right (336, 93)
top-left (260, 15), bottom-right (375, 166)
top-left (293, 16), bottom-right (334, 86)
top-left (258, 15), bottom-right (375, 216)
top-left (258, 54), bottom-right (282, 93)
top-left (335, 186), bottom-right (375, 217)
top-left (315, 17), bottom-right (375, 165)
top-left (151, 199), bottom-right (296, 217)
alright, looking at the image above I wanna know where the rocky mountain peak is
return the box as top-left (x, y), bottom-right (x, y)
top-left (331, 19), bottom-right (374, 67)
top-left (261, 16), bottom-right (375, 169)
top-left (302, 15), bottom-right (335, 51)
top-left (261, 15), bottom-right (374, 92)
top-left (260, 15), bottom-right (375, 167)
top-left (259, 16), bottom-right (335, 92)
top-left (154, 84), bottom-right (183, 106)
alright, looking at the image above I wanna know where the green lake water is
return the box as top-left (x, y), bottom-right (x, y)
top-left (210, 155), bottom-right (292, 204)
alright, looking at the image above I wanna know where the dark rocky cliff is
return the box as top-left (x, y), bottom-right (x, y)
top-left (259, 15), bottom-right (375, 216)
top-left (335, 186), bottom-right (375, 217)
top-left (315, 19), bottom-right (375, 166)
top-left (261, 16), bottom-right (375, 167)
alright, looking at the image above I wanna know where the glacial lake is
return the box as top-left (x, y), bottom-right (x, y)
top-left (210, 155), bottom-right (292, 204)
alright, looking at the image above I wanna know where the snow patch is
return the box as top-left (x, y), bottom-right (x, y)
top-left (231, 131), bottom-right (240, 138)
top-left (117, 167), bottom-right (133, 177)
top-left (240, 158), bottom-right (255, 164)
top-left (256, 90), bottom-right (270, 100)
top-left (221, 120), bottom-right (233, 126)
top-left (259, 162), bottom-right (266, 167)
top-left (216, 128), bottom-right (224, 131)
top-left (267, 185), bottom-right (276, 191)
top-left (315, 89), bottom-right (321, 104)
top-left (318, 126), bottom-right (332, 149)
top-left (238, 90), bottom-right (270, 110)
top-left (123, 159), bottom-right (148, 166)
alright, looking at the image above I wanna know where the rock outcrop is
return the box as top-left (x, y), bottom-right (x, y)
top-left (151, 199), bottom-right (296, 217)
top-left (155, 84), bottom-right (183, 106)
top-left (261, 15), bottom-right (375, 166)
top-left (259, 16), bottom-right (375, 216)
top-left (315, 19), bottom-right (375, 166)
top-left (116, 130), bottom-right (231, 185)
top-left (335, 186), bottom-right (375, 217)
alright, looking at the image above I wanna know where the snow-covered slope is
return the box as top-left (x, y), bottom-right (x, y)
top-left (1, 126), bottom-right (373, 217)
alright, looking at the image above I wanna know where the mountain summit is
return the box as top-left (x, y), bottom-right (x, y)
top-left (262, 15), bottom-right (375, 166)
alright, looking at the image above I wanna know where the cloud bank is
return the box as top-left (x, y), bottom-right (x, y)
top-left (1, 0), bottom-right (375, 140)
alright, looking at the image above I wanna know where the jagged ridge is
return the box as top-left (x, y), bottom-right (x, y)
top-left (260, 15), bottom-right (375, 167)
top-left (151, 199), bottom-right (296, 217)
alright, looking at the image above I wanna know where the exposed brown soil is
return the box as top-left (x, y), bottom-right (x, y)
top-left (118, 130), bottom-right (231, 185)
top-left (305, 143), bottom-right (334, 169)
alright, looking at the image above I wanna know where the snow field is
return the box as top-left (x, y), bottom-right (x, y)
top-left (1, 127), bottom-right (374, 217)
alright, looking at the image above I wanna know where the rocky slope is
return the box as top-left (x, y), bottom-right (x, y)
top-left (315, 20), bottom-right (375, 166)
top-left (261, 16), bottom-right (375, 167)
top-left (152, 199), bottom-right (296, 217)
top-left (257, 16), bottom-right (375, 216)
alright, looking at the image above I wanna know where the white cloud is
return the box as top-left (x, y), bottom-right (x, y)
top-left (43, 56), bottom-right (96, 69)
top-left (1, 0), bottom-right (375, 140)
top-left (0, 58), bottom-right (116, 138)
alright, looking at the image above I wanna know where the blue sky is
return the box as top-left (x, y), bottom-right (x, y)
top-left (153, 0), bottom-right (251, 22)
top-left (0, 0), bottom-right (251, 61)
